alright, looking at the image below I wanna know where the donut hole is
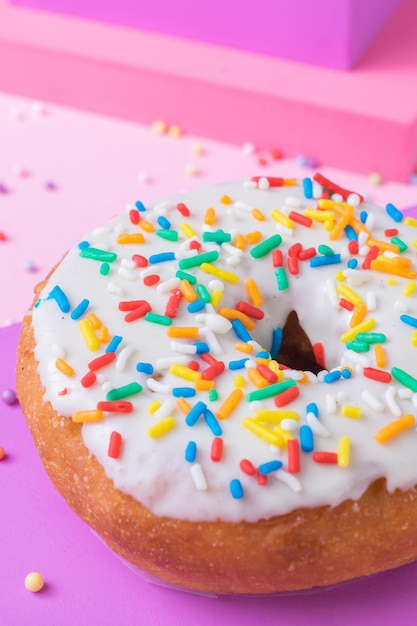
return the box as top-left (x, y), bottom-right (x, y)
top-left (272, 310), bottom-right (324, 375)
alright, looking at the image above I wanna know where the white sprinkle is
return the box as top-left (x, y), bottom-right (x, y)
top-left (152, 200), bottom-right (174, 215)
top-left (312, 182), bottom-right (322, 199)
top-left (331, 193), bottom-right (343, 202)
top-left (258, 177), bottom-right (270, 190)
top-left (247, 340), bottom-right (264, 353)
top-left (234, 201), bottom-right (253, 213)
top-left (361, 390), bottom-right (384, 412)
top-left (358, 231), bottom-right (369, 246)
top-left (244, 360), bottom-right (258, 370)
top-left (222, 242), bottom-right (243, 257)
top-left (412, 394), bottom-right (417, 409)
top-left (280, 418), bottom-right (299, 432)
top-left (306, 413), bottom-right (330, 437)
top-left (398, 388), bottom-right (413, 399)
top-left (170, 341), bottom-right (196, 355)
top-left (366, 291), bottom-right (377, 311)
top-left (226, 255), bottom-right (241, 267)
top-left (241, 142), bottom-right (256, 156)
top-left (190, 463), bottom-right (208, 491)
top-left (275, 469), bottom-right (302, 492)
top-left (116, 345), bottom-right (136, 371)
top-left (343, 269), bottom-right (371, 287)
top-left (51, 343), bottom-right (65, 358)
top-left (156, 356), bottom-right (188, 369)
top-left (385, 386), bottom-right (402, 417)
top-left (342, 350), bottom-right (370, 367)
top-left (325, 394), bottom-right (337, 414)
top-left (394, 299), bottom-right (409, 313)
top-left (153, 399), bottom-right (176, 418)
top-left (364, 213), bottom-right (376, 229)
top-left (208, 279), bottom-right (224, 292)
top-left (196, 313), bottom-right (232, 334)
top-left (283, 369), bottom-right (305, 381)
top-left (146, 378), bottom-right (172, 394)
top-left (326, 279), bottom-right (339, 308)
top-left (347, 193), bottom-right (361, 207)
top-left (243, 179), bottom-right (257, 189)
top-left (336, 391), bottom-right (347, 403)
top-left (198, 327), bottom-right (223, 355)
top-left (117, 267), bottom-right (137, 280)
top-left (284, 197), bottom-right (303, 209)
top-left (156, 277), bottom-right (181, 294)
top-left (359, 245), bottom-right (370, 256)
top-left (107, 282), bottom-right (124, 296)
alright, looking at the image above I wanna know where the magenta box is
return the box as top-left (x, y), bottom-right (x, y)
top-left (10, 0), bottom-right (404, 69)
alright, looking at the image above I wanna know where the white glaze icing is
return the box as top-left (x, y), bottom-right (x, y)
top-left (31, 178), bottom-right (417, 523)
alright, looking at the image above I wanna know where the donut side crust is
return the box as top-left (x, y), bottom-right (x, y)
top-left (16, 309), bottom-right (417, 595)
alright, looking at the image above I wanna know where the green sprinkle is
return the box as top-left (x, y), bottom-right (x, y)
top-left (196, 284), bottom-right (211, 302)
top-left (156, 229), bottom-right (179, 242)
top-left (176, 270), bottom-right (197, 284)
top-left (391, 367), bottom-right (417, 392)
top-left (275, 266), bottom-right (289, 290)
top-left (144, 312), bottom-right (172, 326)
top-left (100, 262), bottom-right (110, 275)
top-left (209, 389), bottom-right (218, 402)
top-left (247, 380), bottom-right (296, 402)
top-left (356, 332), bottom-right (386, 343)
top-left (346, 340), bottom-right (370, 352)
top-left (390, 236), bottom-right (408, 252)
top-left (106, 382), bottom-right (143, 401)
top-left (202, 230), bottom-right (232, 243)
top-left (318, 244), bottom-right (335, 256)
top-left (80, 248), bottom-right (117, 263)
top-left (178, 250), bottom-right (220, 270)
top-left (250, 234), bottom-right (282, 259)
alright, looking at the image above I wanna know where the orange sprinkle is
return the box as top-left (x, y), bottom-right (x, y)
top-left (220, 194), bottom-right (233, 205)
top-left (195, 379), bottom-right (215, 391)
top-left (252, 208), bottom-right (265, 221)
top-left (370, 259), bottom-right (417, 279)
top-left (138, 220), bottom-right (154, 233)
top-left (247, 367), bottom-right (269, 388)
top-left (167, 327), bottom-right (199, 339)
top-left (86, 312), bottom-right (102, 329)
top-left (176, 397), bottom-right (192, 414)
top-left (350, 303), bottom-right (367, 328)
top-left (367, 238), bottom-right (399, 254)
top-left (329, 204), bottom-right (354, 241)
top-left (283, 178), bottom-right (297, 186)
top-left (374, 344), bottom-right (387, 368)
top-left (235, 341), bottom-right (253, 354)
top-left (218, 307), bottom-right (257, 330)
top-left (55, 358), bottom-right (75, 377)
top-left (117, 233), bottom-right (145, 243)
top-left (179, 279), bottom-right (198, 302)
top-left (98, 326), bottom-right (110, 343)
top-left (72, 409), bottom-right (104, 423)
top-left (245, 278), bottom-right (263, 306)
top-left (245, 231), bottom-right (263, 244)
top-left (350, 216), bottom-right (371, 237)
top-left (204, 207), bottom-right (216, 225)
top-left (216, 388), bottom-right (243, 420)
top-left (233, 233), bottom-right (246, 250)
top-left (375, 414), bottom-right (415, 443)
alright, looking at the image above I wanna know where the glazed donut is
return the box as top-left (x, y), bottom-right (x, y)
top-left (17, 175), bottom-right (417, 595)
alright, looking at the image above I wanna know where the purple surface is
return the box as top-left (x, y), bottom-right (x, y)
top-left (9, 0), bottom-right (404, 69)
top-left (2, 321), bottom-right (417, 624)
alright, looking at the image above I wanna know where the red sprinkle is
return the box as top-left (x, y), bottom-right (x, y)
top-left (97, 401), bottom-right (133, 412)
top-left (257, 471), bottom-right (268, 485)
top-left (210, 437), bottom-right (223, 462)
top-left (298, 247), bottom-right (316, 261)
top-left (348, 240), bottom-right (359, 255)
top-left (143, 274), bottom-right (160, 287)
top-left (124, 302), bottom-right (152, 322)
top-left (200, 353), bottom-right (218, 366)
top-left (339, 297), bottom-right (354, 312)
top-left (288, 211), bottom-right (313, 227)
top-left (240, 459), bottom-right (256, 475)
top-left (177, 202), bottom-right (191, 216)
top-left (235, 301), bottom-right (264, 320)
top-left (119, 300), bottom-right (150, 311)
top-left (0, 446), bottom-right (6, 461)
top-left (272, 249), bottom-right (283, 267)
top-left (187, 360), bottom-right (200, 371)
top-left (385, 228), bottom-right (398, 237)
top-left (58, 388), bottom-right (68, 396)
top-left (165, 289), bottom-right (183, 318)
top-left (256, 364), bottom-right (278, 384)
top-left (288, 243), bottom-right (302, 257)
top-left (189, 240), bottom-right (202, 251)
top-left (313, 173), bottom-right (364, 203)
top-left (274, 385), bottom-right (300, 407)
top-left (251, 176), bottom-right (284, 187)
top-left (201, 361), bottom-right (225, 380)
top-left (88, 352), bottom-right (116, 371)
top-left (362, 246), bottom-right (379, 270)
top-left (132, 254), bottom-right (148, 268)
top-left (108, 431), bottom-right (122, 459)
top-left (81, 371), bottom-right (97, 388)
top-left (313, 342), bottom-right (325, 369)
top-left (129, 209), bottom-right (140, 224)
top-left (287, 439), bottom-right (300, 474)
top-left (363, 367), bottom-right (392, 383)
top-left (312, 451), bottom-right (338, 464)
top-left (288, 256), bottom-right (299, 275)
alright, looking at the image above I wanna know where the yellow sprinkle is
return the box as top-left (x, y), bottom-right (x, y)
top-left (317, 199), bottom-right (352, 211)
top-left (256, 357), bottom-right (269, 365)
top-left (335, 271), bottom-right (346, 282)
top-left (176, 397), bottom-right (192, 414)
top-left (147, 416), bottom-right (176, 438)
top-left (387, 277), bottom-right (397, 286)
top-left (216, 388), bottom-right (243, 420)
top-left (324, 220), bottom-right (335, 231)
top-left (413, 240), bottom-right (417, 249)
top-left (24, 572), bottom-right (44, 593)
top-left (234, 234), bottom-right (246, 250)
top-left (195, 379), bottom-right (215, 391)
top-left (233, 375), bottom-right (246, 388)
top-left (180, 223), bottom-right (197, 238)
top-left (72, 409), bottom-right (104, 423)
top-left (374, 344), bottom-right (386, 368)
top-left (411, 330), bottom-right (417, 347)
top-left (252, 208), bottom-right (265, 221)
top-left (117, 233), bottom-right (145, 243)
top-left (200, 263), bottom-right (239, 283)
top-left (55, 358), bottom-right (75, 377)
top-left (242, 418), bottom-right (286, 447)
top-left (341, 405), bottom-right (362, 419)
top-left (138, 220), bottom-right (154, 233)
top-left (169, 364), bottom-right (201, 382)
top-left (210, 289), bottom-right (223, 307)
top-left (245, 231), bottom-right (263, 244)
top-left (254, 409), bottom-right (299, 423)
top-left (167, 326), bottom-right (199, 338)
top-left (247, 367), bottom-right (269, 388)
top-left (218, 307), bottom-right (256, 330)
top-left (273, 424), bottom-right (294, 442)
top-left (403, 281), bottom-right (416, 296)
top-left (180, 279), bottom-right (198, 302)
top-left (270, 209), bottom-right (294, 229)
top-left (204, 207), bottom-right (216, 225)
top-left (220, 194), bottom-right (233, 205)
top-left (267, 360), bottom-right (283, 380)
top-left (86, 313), bottom-right (102, 329)
top-left (235, 341), bottom-right (253, 354)
top-left (337, 436), bottom-right (351, 467)
top-left (404, 217), bottom-right (417, 227)
top-left (336, 283), bottom-right (362, 306)
top-left (98, 326), bottom-right (110, 343)
top-left (350, 302), bottom-right (367, 328)
top-left (78, 319), bottom-right (99, 352)
top-left (340, 317), bottom-right (375, 343)
top-left (168, 124), bottom-right (182, 137)
top-left (245, 278), bottom-right (263, 306)
top-left (148, 400), bottom-right (161, 414)
top-left (304, 208), bottom-right (335, 222)
top-left (375, 414), bottom-right (415, 443)
top-left (152, 120), bottom-right (168, 134)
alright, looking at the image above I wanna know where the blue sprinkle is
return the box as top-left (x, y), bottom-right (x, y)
top-left (310, 254), bottom-right (341, 267)
top-left (400, 314), bottom-right (417, 328)
top-left (258, 460), bottom-right (283, 475)
top-left (78, 240), bottom-right (90, 250)
top-left (135, 200), bottom-right (146, 212)
top-left (256, 350), bottom-right (270, 359)
top-left (386, 202), bottom-right (403, 223)
top-left (172, 387), bottom-right (196, 398)
top-left (228, 358), bottom-right (249, 370)
top-left (185, 441), bottom-right (197, 463)
top-left (360, 210), bottom-right (368, 224)
top-left (324, 370), bottom-right (342, 383)
top-left (347, 259), bottom-right (358, 269)
top-left (187, 299), bottom-right (206, 313)
top-left (48, 285), bottom-right (70, 313)
top-left (149, 252), bottom-right (176, 264)
top-left (194, 341), bottom-right (209, 354)
top-left (204, 409), bottom-right (222, 436)
top-left (231, 319), bottom-right (252, 342)
top-left (157, 216), bottom-right (171, 230)
top-left (306, 402), bottom-right (318, 417)
top-left (302, 177), bottom-right (313, 199)
top-left (136, 362), bottom-right (154, 375)
top-left (271, 327), bottom-right (283, 357)
top-left (185, 401), bottom-right (207, 426)
top-left (341, 368), bottom-right (352, 379)
top-left (105, 335), bottom-right (123, 353)
top-left (344, 225), bottom-right (358, 241)
top-left (230, 479), bottom-right (244, 499)
top-left (300, 425), bottom-right (314, 452)
top-left (70, 298), bottom-right (90, 320)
